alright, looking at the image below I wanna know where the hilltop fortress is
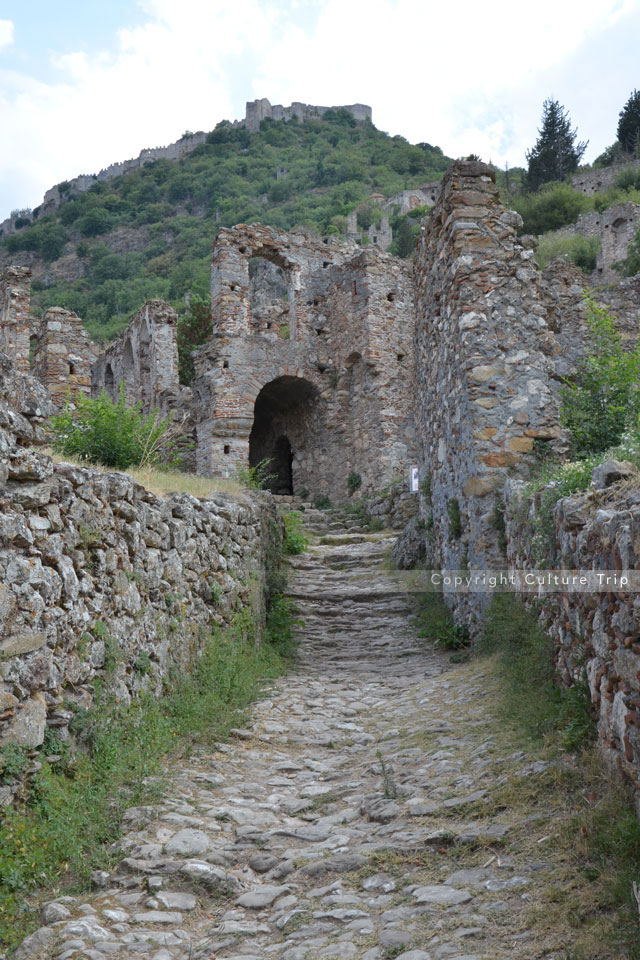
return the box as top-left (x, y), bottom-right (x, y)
top-left (0, 100), bottom-right (372, 238)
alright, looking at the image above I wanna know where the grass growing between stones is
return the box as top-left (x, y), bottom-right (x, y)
top-left (477, 593), bottom-right (640, 959)
top-left (478, 593), bottom-right (594, 750)
top-left (47, 450), bottom-right (246, 499)
top-left (0, 600), bottom-right (299, 952)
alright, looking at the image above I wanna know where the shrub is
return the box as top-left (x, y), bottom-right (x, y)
top-left (522, 457), bottom-right (599, 564)
top-left (234, 457), bottom-right (276, 490)
top-left (447, 497), bottom-right (462, 538)
top-left (512, 181), bottom-right (590, 235)
top-left (614, 224), bottom-right (640, 277)
top-left (413, 592), bottom-right (470, 651)
top-left (313, 494), bottom-right (332, 510)
top-left (283, 512), bottom-right (309, 555)
top-left (535, 232), bottom-right (600, 273)
top-left (51, 386), bottom-right (178, 469)
top-left (347, 471), bottom-right (362, 494)
top-left (560, 297), bottom-right (640, 456)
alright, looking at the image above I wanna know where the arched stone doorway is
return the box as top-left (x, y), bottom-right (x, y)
top-left (249, 376), bottom-right (320, 495)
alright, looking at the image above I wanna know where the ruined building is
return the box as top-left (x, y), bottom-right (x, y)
top-left (90, 225), bottom-right (416, 497)
top-left (5, 161), bottom-right (640, 800)
top-left (0, 266), bottom-right (95, 400)
top-left (3, 160), bottom-right (640, 583)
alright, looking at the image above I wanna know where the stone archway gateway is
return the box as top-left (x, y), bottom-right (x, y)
top-left (249, 375), bottom-right (320, 495)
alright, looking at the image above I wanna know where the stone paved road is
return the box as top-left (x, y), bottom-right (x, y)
top-left (16, 516), bottom-right (577, 960)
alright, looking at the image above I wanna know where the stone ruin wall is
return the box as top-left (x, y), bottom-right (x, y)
top-left (92, 300), bottom-right (182, 410)
top-left (572, 157), bottom-right (640, 196)
top-left (548, 202), bottom-right (640, 284)
top-left (0, 352), bottom-right (279, 803)
top-left (0, 266), bottom-right (32, 372)
top-left (505, 469), bottom-right (640, 814)
top-left (413, 161), bottom-right (567, 623)
top-left (0, 267), bottom-right (96, 404)
top-left (244, 99), bottom-right (372, 133)
top-left (192, 223), bottom-right (416, 498)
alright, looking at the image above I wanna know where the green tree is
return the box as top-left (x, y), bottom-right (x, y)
top-left (526, 98), bottom-right (588, 191)
top-left (617, 89), bottom-right (640, 156)
top-left (560, 298), bottom-right (640, 456)
top-left (177, 295), bottom-right (213, 385)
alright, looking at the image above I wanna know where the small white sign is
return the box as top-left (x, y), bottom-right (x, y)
top-left (410, 465), bottom-right (419, 493)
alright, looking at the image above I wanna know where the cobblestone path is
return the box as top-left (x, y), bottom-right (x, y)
top-left (16, 514), bottom-right (583, 960)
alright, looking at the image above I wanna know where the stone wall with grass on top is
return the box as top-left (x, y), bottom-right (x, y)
top-left (504, 462), bottom-right (640, 813)
top-left (0, 351), bottom-right (281, 804)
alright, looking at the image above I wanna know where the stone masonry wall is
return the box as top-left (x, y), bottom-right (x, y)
top-left (413, 161), bottom-right (566, 627)
top-left (32, 307), bottom-right (97, 403)
top-left (504, 467), bottom-right (640, 813)
top-left (0, 266), bottom-right (32, 373)
top-left (572, 158), bottom-right (640, 196)
top-left (92, 300), bottom-right (182, 410)
top-left (193, 223), bottom-right (416, 498)
top-left (244, 99), bottom-right (372, 132)
top-left (0, 352), bottom-right (279, 803)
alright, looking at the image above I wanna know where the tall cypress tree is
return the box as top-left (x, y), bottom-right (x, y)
top-left (617, 89), bottom-right (640, 156)
top-left (526, 98), bottom-right (588, 191)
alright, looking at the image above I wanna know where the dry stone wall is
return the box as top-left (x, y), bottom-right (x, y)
top-left (504, 467), bottom-right (640, 813)
top-left (0, 353), bottom-right (280, 804)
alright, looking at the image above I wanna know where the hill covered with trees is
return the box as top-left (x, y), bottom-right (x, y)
top-left (1, 111), bottom-right (451, 341)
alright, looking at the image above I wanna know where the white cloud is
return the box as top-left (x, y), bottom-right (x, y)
top-left (0, 19), bottom-right (14, 50)
top-left (0, 0), bottom-right (639, 216)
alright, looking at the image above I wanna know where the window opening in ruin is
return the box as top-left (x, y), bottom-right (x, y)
top-left (323, 261), bottom-right (330, 268)
top-left (351, 280), bottom-right (357, 295)
top-left (387, 291), bottom-right (396, 302)
top-left (397, 353), bottom-right (405, 362)
top-left (223, 360), bottom-right (229, 369)
top-left (249, 376), bottom-right (320, 495)
top-left (373, 236), bottom-right (378, 244)
top-left (224, 445), bottom-right (230, 455)
top-left (104, 363), bottom-right (115, 397)
top-left (28, 335), bottom-right (38, 371)
top-left (69, 361), bottom-right (75, 375)
top-left (249, 257), bottom-right (290, 335)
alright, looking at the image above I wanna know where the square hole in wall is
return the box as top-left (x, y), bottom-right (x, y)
top-left (223, 360), bottom-right (229, 368)
top-left (224, 445), bottom-right (230, 454)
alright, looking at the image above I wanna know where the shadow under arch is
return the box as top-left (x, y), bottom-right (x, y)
top-left (249, 376), bottom-right (321, 495)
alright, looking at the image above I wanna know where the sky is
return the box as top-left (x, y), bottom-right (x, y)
top-left (1, 0), bottom-right (639, 219)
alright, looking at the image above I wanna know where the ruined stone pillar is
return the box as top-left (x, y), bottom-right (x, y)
top-left (0, 266), bottom-right (32, 372)
top-left (414, 160), bottom-right (565, 627)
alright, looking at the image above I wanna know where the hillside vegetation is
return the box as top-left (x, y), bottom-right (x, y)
top-left (1, 111), bottom-right (450, 341)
